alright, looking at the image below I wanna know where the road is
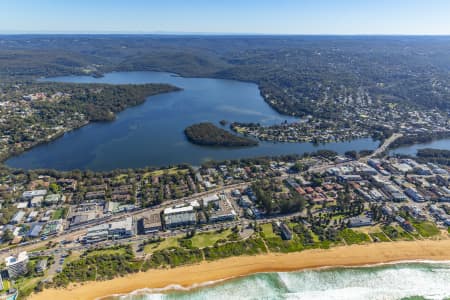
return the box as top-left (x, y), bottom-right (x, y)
top-left (308, 133), bottom-right (403, 173)
top-left (1, 133), bottom-right (405, 263)
top-left (361, 133), bottom-right (403, 162)
top-left (0, 182), bottom-right (250, 260)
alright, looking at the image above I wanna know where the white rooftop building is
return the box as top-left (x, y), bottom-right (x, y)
top-left (82, 217), bottom-right (133, 244)
top-left (163, 206), bottom-right (196, 228)
top-left (5, 251), bottom-right (29, 278)
top-left (16, 202), bottom-right (28, 209)
top-left (22, 190), bottom-right (47, 200)
top-left (202, 194), bottom-right (220, 206)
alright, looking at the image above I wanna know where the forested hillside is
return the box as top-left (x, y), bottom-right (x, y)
top-left (1, 35), bottom-right (450, 118)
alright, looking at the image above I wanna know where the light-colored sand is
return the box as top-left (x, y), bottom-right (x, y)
top-left (29, 239), bottom-right (450, 300)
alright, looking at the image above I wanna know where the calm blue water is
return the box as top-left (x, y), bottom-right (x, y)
top-left (389, 139), bottom-right (450, 157)
top-left (6, 71), bottom-right (380, 171)
top-left (105, 262), bottom-right (450, 300)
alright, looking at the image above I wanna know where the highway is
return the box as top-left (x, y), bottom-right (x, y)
top-left (308, 133), bottom-right (403, 173)
top-left (0, 182), bottom-right (250, 260)
top-left (361, 133), bottom-right (403, 162)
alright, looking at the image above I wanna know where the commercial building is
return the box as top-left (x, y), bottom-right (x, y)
top-left (82, 217), bottom-right (133, 244)
top-left (163, 206), bottom-right (196, 228)
top-left (83, 224), bottom-right (109, 244)
top-left (208, 199), bottom-right (236, 223)
top-left (41, 219), bottom-right (64, 236)
top-left (22, 190), bottom-right (47, 200)
top-left (70, 213), bottom-right (96, 227)
top-left (109, 217), bottom-right (134, 240)
top-left (202, 194), bottom-right (220, 207)
top-left (5, 252), bottom-right (29, 278)
top-left (137, 214), bottom-right (162, 234)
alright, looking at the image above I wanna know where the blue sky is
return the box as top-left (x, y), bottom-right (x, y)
top-left (1, 0), bottom-right (449, 34)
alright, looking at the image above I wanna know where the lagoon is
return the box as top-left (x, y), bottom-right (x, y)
top-left (6, 71), bottom-right (379, 171)
top-left (389, 138), bottom-right (450, 157)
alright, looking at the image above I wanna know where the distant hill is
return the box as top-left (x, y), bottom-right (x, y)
top-left (2, 35), bottom-right (450, 116)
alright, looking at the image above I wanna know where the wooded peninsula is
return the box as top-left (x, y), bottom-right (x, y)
top-left (0, 83), bottom-right (179, 160)
top-left (184, 122), bottom-right (258, 147)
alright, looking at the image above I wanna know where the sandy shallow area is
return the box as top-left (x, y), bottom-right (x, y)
top-left (29, 239), bottom-right (450, 300)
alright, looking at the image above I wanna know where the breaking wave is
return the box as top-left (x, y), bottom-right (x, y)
top-left (104, 261), bottom-right (450, 300)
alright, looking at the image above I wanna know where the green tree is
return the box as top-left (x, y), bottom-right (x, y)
top-left (49, 182), bottom-right (60, 193)
top-left (3, 229), bottom-right (14, 242)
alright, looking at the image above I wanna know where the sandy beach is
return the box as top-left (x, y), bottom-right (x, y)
top-left (29, 239), bottom-right (450, 300)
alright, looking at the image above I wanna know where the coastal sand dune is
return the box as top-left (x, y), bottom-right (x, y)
top-left (30, 239), bottom-right (450, 300)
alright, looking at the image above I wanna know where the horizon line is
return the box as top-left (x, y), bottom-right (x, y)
top-left (0, 30), bottom-right (450, 37)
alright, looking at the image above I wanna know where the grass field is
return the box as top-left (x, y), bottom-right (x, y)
top-left (86, 247), bottom-right (127, 257)
top-left (369, 231), bottom-right (390, 242)
top-left (190, 229), bottom-right (232, 248)
top-left (339, 229), bottom-right (371, 245)
top-left (261, 223), bottom-right (278, 239)
top-left (64, 251), bottom-right (81, 266)
top-left (52, 207), bottom-right (68, 220)
top-left (382, 225), bottom-right (414, 241)
top-left (15, 276), bottom-right (42, 299)
top-left (144, 236), bottom-right (180, 254)
top-left (264, 235), bottom-right (304, 253)
top-left (411, 221), bottom-right (440, 238)
top-left (0, 279), bottom-right (11, 292)
top-left (143, 168), bottom-right (189, 178)
top-left (262, 223), bottom-right (332, 252)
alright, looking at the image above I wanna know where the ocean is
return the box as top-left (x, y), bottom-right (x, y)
top-left (104, 262), bottom-right (450, 300)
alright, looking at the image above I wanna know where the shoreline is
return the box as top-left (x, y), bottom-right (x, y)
top-left (29, 239), bottom-right (450, 300)
top-left (1, 83), bottom-right (180, 168)
top-left (103, 258), bottom-right (450, 300)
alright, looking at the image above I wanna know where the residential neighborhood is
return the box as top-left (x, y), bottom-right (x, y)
top-left (231, 107), bottom-right (449, 144)
top-left (0, 150), bottom-right (448, 290)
